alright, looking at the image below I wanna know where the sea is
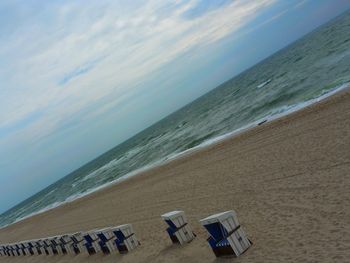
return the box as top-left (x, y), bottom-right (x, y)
top-left (1, 11), bottom-right (350, 228)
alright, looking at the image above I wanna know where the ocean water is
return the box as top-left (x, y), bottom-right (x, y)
top-left (1, 11), bottom-right (350, 228)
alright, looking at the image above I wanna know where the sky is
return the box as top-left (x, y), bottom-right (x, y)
top-left (0, 0), bottom-right (349, 213)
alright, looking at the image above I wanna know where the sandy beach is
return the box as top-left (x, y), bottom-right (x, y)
top-left (0, 87), bottom-right (349, 263)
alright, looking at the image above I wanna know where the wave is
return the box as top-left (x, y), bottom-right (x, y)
top-left (1, 82), bottom-right (348, 229)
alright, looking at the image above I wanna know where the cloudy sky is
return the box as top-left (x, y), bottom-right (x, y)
top-left (0, 0), bottom-right (349, 213)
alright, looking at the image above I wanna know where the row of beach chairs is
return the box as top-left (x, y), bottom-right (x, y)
top-left (0, 210), bottom-right (251, 258)
top-left (0, 224), bottom-right (139, 257)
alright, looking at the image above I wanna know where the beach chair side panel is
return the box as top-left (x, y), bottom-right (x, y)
top-left (120, 227), bottom-right (139, 251)
top-left (171, 214), bottom-right (195, 244)
top-left (221, 216), bottom-right (251, 256)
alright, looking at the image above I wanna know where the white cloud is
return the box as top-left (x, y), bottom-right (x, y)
top-left (0, 0), bottom-right (276, 153)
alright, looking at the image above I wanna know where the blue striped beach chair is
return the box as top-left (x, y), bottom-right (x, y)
top-left (83, 231), bottom-right (101, 255)
top-left (43, 238), bottom-right (58, 255)
top-left (14, 244), bottom-right (22, 256)
top-left (59, 235), bottom-right (74, 254)
top-left (51, 237), bottom-right (67, 255)
top-left (33, 240), bottom-right (43, 255)
top-left (200, 210), bottom-right (251, 257)
top-left (112, 224), bottom-right (139, 254)
top-left (25, 241), bottom-right (35, 255)
top-left (18, 243), bottom-right (27, 256)
top-left (70, 232), bottom-right (86, 254)
top-left (9, 245), bottom-right (16, 257)
top-left (4, 245), bottom-right (10, 256)
top-left (96, 228), bottom-right (118, 254)
top-left (161, 211), bottom-right (195, 245)
top-left (0, 245), bottom-right (5, 256)
top-left (41, 239), bottom-right (49, 255)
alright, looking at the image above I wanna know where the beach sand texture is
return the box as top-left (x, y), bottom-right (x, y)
top-left (0, 88), bottom-right (349, 263)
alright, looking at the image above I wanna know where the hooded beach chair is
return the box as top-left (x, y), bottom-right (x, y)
top-left (4, 245), bottom-right (11, 256)
top-left (8, 245), bottom-right (16, 256)
top-left (32, 240), bottom-right (44, 255)
top-left (200, 210), bottom-right (251, 257)
top-left (42, 238), bottom-right (56, 255)
top-left (112, 224), bottom-right (139, 254)
top-left (20, 242), bottom-right (30, 255)
top-left (40, 239), bottom-right (50, 255)
top-left (24, 241), bottom-right (35, 255)
top-left (70, 232), bottom-right (86, 255)
top-left (3, 245), bottom-right (9, 256)
top-left (0, 245), bottom-right (5, 256)
top-left (161, 211), bottom-right (195, 245)
top-left (83, 231), bottom-right (101, 255)
top-left (18, 243), bottom-right (27, 256)
top-left (96, 227), bottom-right (118, 254)
top-left (59, 235), bottom-right (74, 254)
top-left (10, 244), bottom-right (17, 256)
top-left (14, 244), bottom-right (22, 256)
top-left (51, 236), bottom-right (67, 255)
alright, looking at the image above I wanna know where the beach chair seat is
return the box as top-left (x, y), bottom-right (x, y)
top-left (70, 232), bottom-right (86, 254)
top-left (83, 231), bottom-right (101, 255)
top-left (161, 211), bottom-right (195, 245)
top-left (112, 224), bottom-right (139, 254)
top-left (200, 210), bottom-right (251, 257)
top-left (96, 228), bottom-right (118, 254)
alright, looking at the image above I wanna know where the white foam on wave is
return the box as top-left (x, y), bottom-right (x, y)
top-left (2, 82), bottom-right (348, 229)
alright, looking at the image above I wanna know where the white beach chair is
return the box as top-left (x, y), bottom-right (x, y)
top-left (200, 210), bottom-right (251, 257)
top-left (111, 224), bottom-right (140, 253)
top-left (0, 245), bottom-right (5, 256)
top-left (38, 239), bottom-right (51, 255)
top-left (83, 230), bottom-right (101, 255)
top-left (50, 236), bottom-right (67, 255)
top-left (4, 245), bottom-right (10, 256)
top-left (95, 227), bottom-right (118, 254)
top-left (14, 244), bottom-right (22, 256)
top-left (18, 243), bottom-right (27, 256)
top-left (20, 242), bottom-right (30, 255)
top-left (70, 232), bottom-right (87, 255)
top-left (161, 211), bottom-right (195, 245)
top-left (8, 244), bottom-right (16, 257)
top-left (10, 244), bottom-right (18, 256)
top-left (23, 241), bottom-right (35, 255)
top-left (32, 239), bottom-right (44, 255)
top-left (59, 234), bottom-right (74, 254)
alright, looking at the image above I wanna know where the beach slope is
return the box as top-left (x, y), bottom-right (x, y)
top-left (0, 88), bottom-right (349, 262)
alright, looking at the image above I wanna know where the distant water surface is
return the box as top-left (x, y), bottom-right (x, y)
top-left (1, 11), bottom-right (350, 228)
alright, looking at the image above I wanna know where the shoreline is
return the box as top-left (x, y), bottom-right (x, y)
top-left (0, 85), bottom-right (349, 262)
top-left (1, 83), bottom-right (349, 230)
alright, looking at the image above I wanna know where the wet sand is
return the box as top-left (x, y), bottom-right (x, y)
top-left (0, 88), bottom-right (349, 263)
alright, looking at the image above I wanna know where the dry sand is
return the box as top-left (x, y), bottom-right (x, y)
top-left (0, 88), bottom-right (350, 263)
